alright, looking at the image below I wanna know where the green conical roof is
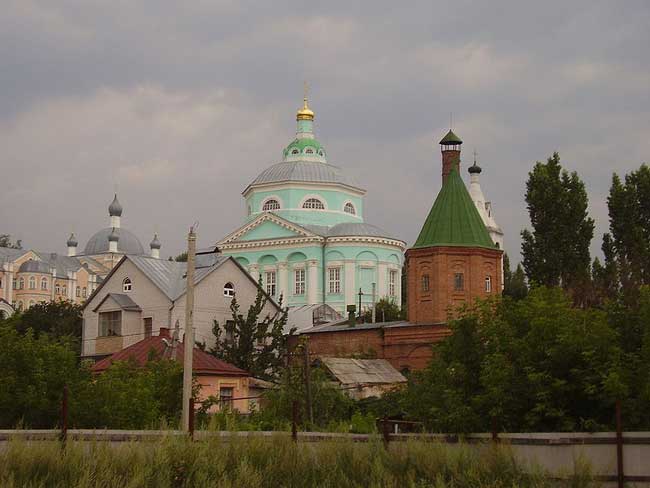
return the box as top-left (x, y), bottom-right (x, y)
top-left (439, 130), bottom-right (463, 145)
top-left (413, 168), bottom-right (496, 249)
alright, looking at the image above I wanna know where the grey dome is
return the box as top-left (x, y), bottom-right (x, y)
top-left (468, 162), bottom-right (482, 174)
top-left (83, 228), bottom-right (145, 255)
top-left (327, 222), bottom-right (399, 240)
top-left (19, 260), bottom-right (51, 273)
top-left (246, 161), bottom-right (364, 192)
top-left (150, 234), bottom-right (161, 250)
top-left (67, 233), bottom-right (78, 247)
top-left (108, 194), bottom-right (123, 217)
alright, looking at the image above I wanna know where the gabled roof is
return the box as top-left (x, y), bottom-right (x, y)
top-left (91, 331), bottom-right (249, 376)
top-left (413, 168), bottom-right (496, 249)
top-left (320, 358), bottom-right (406, 385)
top-left (92, 293), bottom-right (142, 312)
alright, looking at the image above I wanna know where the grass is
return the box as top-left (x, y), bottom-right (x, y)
top-left (0, 435), bottom-right (596, 488)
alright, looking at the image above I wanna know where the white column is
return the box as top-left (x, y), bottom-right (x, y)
top-left (151, 248), bottom-right (160, 259)
top-left (278, 262), bottom-right (289, 304)
top-left (249, 264), bottom-right (259, 284)
top-left (377, 263), bottom-right (387, 298)
top-left (396, 267), bottom-right (402, 309)
top-left (67, 246), bottom-right (76, 257)
top-left (344, 260), bottom-right (355, 308)
top-left (307, 260), bottom-right (318, 305)
top-left (69, 272), bottom-right (76, 301)
top-left (110, 216), bottom-right (121, 228)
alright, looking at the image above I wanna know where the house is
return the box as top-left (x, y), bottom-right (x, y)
top-left (318, 357), bottom-right (407, 400)
top-left (81, 252), bottom-right (281, 360)
top-left (92, 328), bottom-right (253, 413)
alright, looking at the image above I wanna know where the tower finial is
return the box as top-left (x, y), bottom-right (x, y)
top-left (297, 82), bottom-right (314, 121)
top-left (473, 148), bottom-right (478, 164)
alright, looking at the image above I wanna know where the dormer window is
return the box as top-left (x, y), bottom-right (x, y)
top-left (122, 277), bottom-right (132, 292)
top-left (262, 199), bottom-right (281, 211)
top-left (344, 202), bottom-right (356, 215)
top-left (303, 198), bottom-right (325, 210)
top-left (305, 148), bottom-right (314, 154)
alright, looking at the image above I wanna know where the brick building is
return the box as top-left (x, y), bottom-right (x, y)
top-left (297, 129), bottom-right (503, 372)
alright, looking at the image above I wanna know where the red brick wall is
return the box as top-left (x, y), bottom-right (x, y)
top-left (441, 149), bottom-right (460, 183)
top-left (301, 328), bottom-right (384, 358)
top-left (406, 246), bottom-right (502, 325)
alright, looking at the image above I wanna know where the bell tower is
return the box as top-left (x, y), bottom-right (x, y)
top-left (439, 129), bottom-right (463, 184)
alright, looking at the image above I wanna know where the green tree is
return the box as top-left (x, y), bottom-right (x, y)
top-left (503, 253), bottom-right (528, 300)
top-left (604, 164), bottom-right (650, 301)
top-left (173, 252), bottom-right (188, 262)
top-left (210, 285), bottom-right (291, 380)
top-left (521, 153), bottom-right (594, 300)
top-left (0, 234), bottom-right (22, 249)
top-left (362, 297), bottom-right (402, 322)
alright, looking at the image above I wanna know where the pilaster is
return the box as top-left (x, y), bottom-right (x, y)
top-left (278, 262), bottom-right (289, 304)
top-left (307, 259), bottom-right (319, 305)
top-left (344, 260), bottom-right (355, 307)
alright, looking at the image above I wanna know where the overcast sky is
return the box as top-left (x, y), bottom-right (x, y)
top-left (1, 1), bottom-right (649, 263)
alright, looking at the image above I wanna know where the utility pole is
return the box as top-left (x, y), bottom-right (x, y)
top-left (371, 282), bottom-right (376, 324)
top-left (181, 226), bottom-right (197, 431)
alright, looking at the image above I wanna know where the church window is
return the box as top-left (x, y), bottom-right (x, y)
top-left (328, 267), bottom-right (341, 294)
top-left (76, 286), bottom-right (81, 297)
top-left (82, 287), bottom-right (87, 298)
top-left (291, 149), bottom-right (300, 155)
top-left (344, 202), bottom-right (356, 215)
top-left (303, 198), bottom-right (325, 210)
top-left (29, 276), bottom-right (36, 289)
top-left (19, 278), bottom-right (25, 289)
top-left (62, 285), bottom-right (67, 295)
top-left (41, 277), bottom-right (48, 290)
top-left (294, 268), bottom-right (305, 295)
top-left (56, 284), bottom-right (61, 295)
top-left (454, 273), bottom-right (464, 291)
top-left (223, 282), bottom-right (235, 297)
top-left (421, 274), bottom-right (430, 292)
top-left (485, 276), bottom-right (492, 293)
top-left (305, 148), bottom-right (314, 154)
top-left (12, 279), bottom-right (17, 290)
top-left (265, 271), bottom-right (276, 297)
top-left (123, 277), bottom-right (132, 292)
top-left (262, 199), bottom-right (281, 211)
top-left (389, 270), bottom-right (397, 296)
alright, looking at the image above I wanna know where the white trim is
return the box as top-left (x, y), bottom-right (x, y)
top-left (243, 181), bottom-right (366, 198)
top-left (219, 213), bottom-right (318, 244)
top-left (299, 194), bottom-right (328, 210)
top-left (250, 207), bottom-right (363, 220)
top-left (342, 200), bottom-right (357, 215)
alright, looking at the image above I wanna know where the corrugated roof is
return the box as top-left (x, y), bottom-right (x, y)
top-left (413, 168), bottom-right (496, 249)
top-left (320, 358), bottom-right (406, 385)
top-left (245, 161), bottom-right (364, 193)
top-left (303, 320), bottom-right (407, 334)
top-left (91, 332), bottom-right (249, 376)
top-left (92, 293), bottom-right (142, 312)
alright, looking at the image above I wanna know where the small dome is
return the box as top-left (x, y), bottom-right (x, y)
top-left (150, 233), bottom-right (161, 250)
top-left (108, 228), bottom-right (119, 242)
top-left (67, 233), bottom-right (78, 247)
top-left (296, 97), bottom-right (314, 121)
top-left (83, 228), bottom-right (145, 255)
top-left (468, 162), bottom-right (482, 174)
top-left (108, 194), bottom-right (123, 217)
top-left (19, 260), bottom-right (51, 273)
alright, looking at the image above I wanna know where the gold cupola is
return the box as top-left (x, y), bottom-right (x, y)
top-left (296, 96), bottom-right (314, 121)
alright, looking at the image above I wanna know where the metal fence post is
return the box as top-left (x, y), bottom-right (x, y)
top-left (60, 384), bottom-right (68, 444)
top-left (616, 400), bottom-right (624, 488)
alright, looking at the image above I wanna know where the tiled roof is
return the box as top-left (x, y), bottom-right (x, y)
top-left (91, 332), bottom-right (249, 376)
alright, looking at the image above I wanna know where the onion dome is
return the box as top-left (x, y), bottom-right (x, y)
top-left (108, 194), bottom-right (123, 217)
top-left (150, 233), bottom-right (161, 250)
top-left (439, 129), bottom-right (463, 145)
top-left (108, 227), bottom-right (119, 242)
top-left (67, 233), bottom-right (78, 247)
top-left (468, 161), bottom-right (482, 174)
top-left (296, 96), bottom-right (314, 121)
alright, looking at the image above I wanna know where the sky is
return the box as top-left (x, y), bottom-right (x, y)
top-left (1, 0), bottom-right (649, 263)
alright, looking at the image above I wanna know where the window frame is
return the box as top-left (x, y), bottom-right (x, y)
top-left (223, 282), bottom-right (235, 297)
top-left (389, 270), bottom-right (397, 297)
top-left (262, 198), bottom-right (281, 212)
top-left (41, 277), bottom-right (48, 290)
top-left (327, 267), bottom-right (341, 294)
top-left (421, 274), bottom-right (430, 292)
top-left (99, 310), bottom-right (122, 336)
top-left (29, 276), bottom-right (36, 290)
top-left (343, 202), bottom-right (356, 215)
top-left (454, 273), bottom-right (465, 292)
top-left (265, 270), bottom-right (277, 297)
top-left (485, 275), bottom-right (492, 293)
top-left (219, 386), bottom-right (234, 411)
top-left (302, 198), bottom-right (325, 210)
top-left (294, 268), bottom-right (305, 295)
top-left (122, 277), bottom-right (132, 292)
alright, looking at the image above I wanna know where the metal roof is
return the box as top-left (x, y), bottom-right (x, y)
top-left (18, 260), bottom-right (51, 273)
top-left (302, 320), bottom-right (407, 334)
top-left (83, 227), bottom-right (145, 256)
top-left (326, 222), bottom-right (397, 240)
top-left (320, 358), bottom-right (406, 385)
top-left (92, 293), bottom-right (142, 312)
top-left (245, 160), bottom-right (364, 193)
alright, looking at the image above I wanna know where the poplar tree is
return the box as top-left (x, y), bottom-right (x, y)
top-left (521, 153), bottom-right (594, 296)
top-left (503, 253), bottom-right (528, 300)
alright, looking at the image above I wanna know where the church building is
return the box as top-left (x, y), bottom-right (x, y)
top-left (218, 98), bottom-right (406, 315)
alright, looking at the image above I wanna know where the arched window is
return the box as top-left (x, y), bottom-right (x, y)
top-left (82, 287), bottom-right (87, 298)
top-left (41, 277), bottom-right (48, 290)
top-left (123, 278), bottom-right (132, 292)
top-left (223, 282), bottom-right (235, 297)
top-left (344, 202), bottom-right (356, 215)
top-left (19, 278), bottom-right (25, 290)
top-left (56, 284), bottom-right (61, 295)
top-left (29, 276), bottom-right (36, 289)
top-left (262, 199), bottom-right (281, 211)
top-left (291, 148), bottom-right (300, 155)
top-left (62, 285), bottom-right (67, 296)
top-left (303, 198), bottom-right (324, 210)
top-left (421, 274), bottom-right (430, 292)
top-left (485, 276), bottom-right (492, 293)
top-left (76, 286), bottom-right (81, 297)
top-left (305, 148), bottom-right (314, 154)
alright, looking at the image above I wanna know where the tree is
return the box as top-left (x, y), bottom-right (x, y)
top-left (210, 285), bottom-right (291, 380)
top-left (0, 234), bottom-right (22, 249)
top-left (173, 252), bottom-right (188, 262)
top-left (521, 153), bottom-right (594, 300)
top-left (362, 297), bottom-right (402, 323)
top-left (604, 164), bottom-right (650, 301)
top-left (503, 254), bottom-right (528, 300)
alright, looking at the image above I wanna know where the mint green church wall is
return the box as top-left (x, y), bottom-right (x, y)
top-left (238, 221), bottom-right (298, 241)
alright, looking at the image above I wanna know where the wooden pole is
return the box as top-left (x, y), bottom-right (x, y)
top-left (303, 342), bottom-right (313, 427)
top-left (616, 400), bottom-right (624, 488)
top-left (60, 384), bottom-right (68, 443)
top-left (189, 397), bottom-right (195, 441)
top-left (291, 400), bottom-right (298, 442)
top-left (181, 226), bottom-right (197, 431)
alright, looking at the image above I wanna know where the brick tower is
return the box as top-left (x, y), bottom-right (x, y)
top-left (406, 130), bottom-right (503, 325)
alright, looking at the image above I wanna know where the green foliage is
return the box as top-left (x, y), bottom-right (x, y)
top-left (400, 287), bottom-right (644, 433)
top-left (0, 436), bottom-right (592, 488)
top-left (210, 284), bottom-right (291, 380)
top-left (174, 252), bottom-right (188, 262)
top-left (0, 234), bottom-right (22, 249)
top-left (521, 153), bottom-right (594, 301)
top-left (361, 297), bottom-right (403, 323)
top-left (503, 253), bottom-right (528, 300)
